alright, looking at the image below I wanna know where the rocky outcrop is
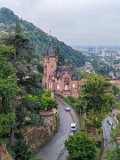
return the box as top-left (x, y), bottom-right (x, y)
top-left (22, 108), bottom-right (58, 153)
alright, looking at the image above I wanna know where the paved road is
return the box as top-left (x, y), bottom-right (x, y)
top-left (102, 109), bottom-right (118, 148)
top-left (35, 100), bottom-right (79, 160)
top-left (102, 116), bottom-right (113, 148)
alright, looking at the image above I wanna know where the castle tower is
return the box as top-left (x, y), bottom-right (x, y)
top-left (42, 44), bottom-right (58, 89)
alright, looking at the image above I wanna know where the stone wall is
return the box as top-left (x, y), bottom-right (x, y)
top-left (0, 144), bottom-right (13, 160)
top-left (22, 108), bottom-right (58, 153)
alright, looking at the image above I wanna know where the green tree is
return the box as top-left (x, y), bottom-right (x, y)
top-left (104, 148), bottom-right (120, 160)
top-left (65, 132), bottom-right (97, 160)
top-left (0, 45), bottom-right (17, 145)
top-left (76, 74), bottom-right (115, 113)
top-left (65, 96), bottom-right (75, 106)
top-left (13, 138), bottom-right (31, 160)
top-left (96, 64), bottom-right (110, 77)
top-left (41, 94), bottom-right (58, 110)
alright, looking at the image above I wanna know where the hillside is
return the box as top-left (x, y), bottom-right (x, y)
top-left (0, 7), bottom-right (85, 67)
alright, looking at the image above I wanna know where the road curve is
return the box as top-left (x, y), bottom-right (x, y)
top-left (35, 101), bottom-right (78, 160)
top-left (102, 109), bottom-right (118, 148)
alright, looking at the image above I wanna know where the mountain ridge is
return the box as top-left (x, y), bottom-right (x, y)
top-left (0, 7), bottom-right (85, 66)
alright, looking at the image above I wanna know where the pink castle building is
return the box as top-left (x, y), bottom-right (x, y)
top-left (42, 44), bottom-right (84, 99)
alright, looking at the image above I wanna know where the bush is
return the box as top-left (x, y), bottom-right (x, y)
top-left (65, 132), bottom-right (97, 160)
top-left (41, 94), bottom-right (58, 110)
top-left (65, 96), bottom-right (75, 106)
top-left (13, 138), bottom-right (31, 160)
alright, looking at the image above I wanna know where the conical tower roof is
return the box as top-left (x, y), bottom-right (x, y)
top-left (46, 44), bottom-right (55, 57)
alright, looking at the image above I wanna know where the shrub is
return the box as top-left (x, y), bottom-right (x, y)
top-left (41, 94), bottom-right (58, 110)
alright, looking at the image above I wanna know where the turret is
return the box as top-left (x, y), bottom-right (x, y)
top-left (42, 44), bottom-right (58, 89)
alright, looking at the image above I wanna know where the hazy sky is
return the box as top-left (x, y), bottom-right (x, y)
top-left (0, 0), bottom-right (120, 46)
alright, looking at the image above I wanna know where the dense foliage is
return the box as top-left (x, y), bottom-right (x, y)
top-left (65, 132), bottom-right (97, 160)
top-left (0, 7), bottom-right (86, 67)
top-left (41, 91), bottom-right (58, 110)
top-left (0, 18), bottom-right (59, 159)
top-left (75, 74), bottom-right (115, 113)
top-left (13, 138), bottom-right (31, 160)
top-left (0, 45), bottom-right (17, 145)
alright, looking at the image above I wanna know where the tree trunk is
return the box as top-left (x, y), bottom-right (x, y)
top-left (10, 128), bottom-right (15, 146)
top-left (14, 49), bottom-right (16, 61)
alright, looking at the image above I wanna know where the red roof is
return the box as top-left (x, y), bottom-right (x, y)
top-left (109, 80), bottom-right (120, 86)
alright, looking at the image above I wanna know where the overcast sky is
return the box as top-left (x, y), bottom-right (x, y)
top-left (0, 0), bottom-right (120, 46)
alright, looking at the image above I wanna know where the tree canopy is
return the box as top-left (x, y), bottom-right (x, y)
top-left (0, 44), bottom-right (17, 113)
top-left (65, 132), bottom-right (97, 160)
top-left (76, 74), bottom-right (115, 113)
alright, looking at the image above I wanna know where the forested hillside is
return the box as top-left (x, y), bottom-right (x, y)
top-left (0, 17), bottom-right (58, 159)
top-left (0, 7), bottom-right (85, 67)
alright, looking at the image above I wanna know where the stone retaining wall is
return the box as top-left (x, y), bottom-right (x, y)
top-left (22, 108), bottom-right (58, 153)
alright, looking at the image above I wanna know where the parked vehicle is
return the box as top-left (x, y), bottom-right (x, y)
top-left (70, 123), bottom-right (77, 132)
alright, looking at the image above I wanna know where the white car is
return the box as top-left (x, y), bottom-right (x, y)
top-left (65, 106), bottom-right (71, 111)
top-left (70, 123), bottom-right (77, 132)
top-left (107, 119), bottom-right (113, 126)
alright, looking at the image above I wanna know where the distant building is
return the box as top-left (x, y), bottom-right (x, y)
top-left (114, 64), bottom-right (120, 70)
top-left (109, 71), bottom-right (116, 79)
top-left (109, 80), bottom-right (120, 87)
top-left (78, 62), bottom-right (94, 73)
top-left (42, 44), bottom-right (84, 99)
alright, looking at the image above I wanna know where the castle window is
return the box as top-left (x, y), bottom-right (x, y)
top-left (44, 66), bottom-right (47, 75)
top-left (72, 83), bottom-right (75, 88)
top-left (65, 84), bottom-right (69, 90)
top-left (49, 83), bottom-right (51, 88)
top-left (57, 83), bottom-right (60, 89)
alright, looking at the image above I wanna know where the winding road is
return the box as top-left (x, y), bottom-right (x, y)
top-left (102, 109), bottom-right (118, 148)
top-left (35, 98), bottom-right (79, 160)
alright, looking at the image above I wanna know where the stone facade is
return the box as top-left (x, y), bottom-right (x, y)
top-left (42, 44), bottom-right (84, 99)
